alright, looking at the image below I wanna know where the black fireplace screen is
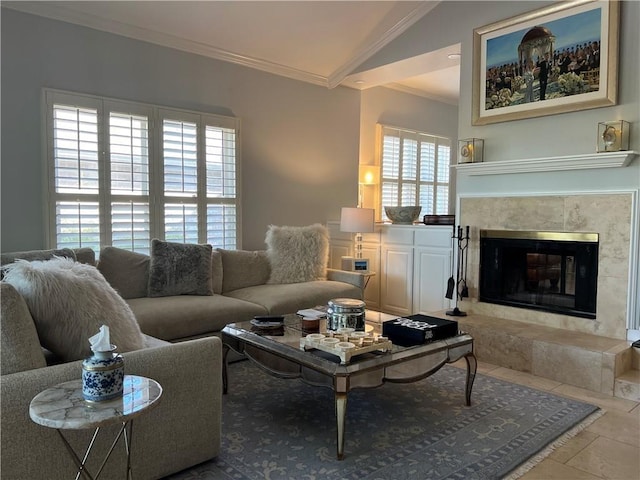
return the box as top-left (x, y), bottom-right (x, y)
top-left (479, 230), bottom-right (598, 319)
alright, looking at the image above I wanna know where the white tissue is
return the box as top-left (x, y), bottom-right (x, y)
top-left (89, 325), bottom-right (112, 353)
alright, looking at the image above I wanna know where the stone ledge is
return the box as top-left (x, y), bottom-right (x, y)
top-left (429, 310), bottom-right (629, 396)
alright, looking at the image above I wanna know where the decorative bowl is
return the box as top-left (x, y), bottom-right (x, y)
top-left (384, 206), bottom-right (422, 225)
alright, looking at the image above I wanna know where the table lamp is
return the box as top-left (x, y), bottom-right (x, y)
top-left (340, 207), bottom-right (375, 272)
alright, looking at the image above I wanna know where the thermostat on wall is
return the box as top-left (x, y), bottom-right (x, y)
top-left (341, 256), bottom-right (370, 273)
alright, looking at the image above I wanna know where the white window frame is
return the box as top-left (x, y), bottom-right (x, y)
top-left (43, 88), bottom-right (241, 254)
top-left (376, 123), bottom-right (451, 220)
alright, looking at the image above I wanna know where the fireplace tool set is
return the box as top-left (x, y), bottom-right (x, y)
top-left (446, 225), bottom-right (470, 317)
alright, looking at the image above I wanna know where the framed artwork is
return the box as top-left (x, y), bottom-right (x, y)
top-left (472, 0), bottom-right (619, 125)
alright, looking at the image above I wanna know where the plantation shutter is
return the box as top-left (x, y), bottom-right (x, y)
top-left (45, 89), bottom-right (240, 254)
top-left (108, 108), bottom-right (151, 252)
top-left (50, 102), bottom-right (101, 250)
top-left (379, 124), bottom-right (451, 221)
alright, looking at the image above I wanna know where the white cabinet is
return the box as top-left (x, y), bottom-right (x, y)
top-left (412, 228), bottom-right (454, 315)
top-left (328, 222), bottom-right (453, 317)
top-left (379, 227), bottom-right (414, 316)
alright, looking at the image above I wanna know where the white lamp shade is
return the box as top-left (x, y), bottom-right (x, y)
top-left (340, 207), bottom-right (375, 233)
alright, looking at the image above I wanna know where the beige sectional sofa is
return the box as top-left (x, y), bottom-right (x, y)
top-left (0, 243), bottom-right (363, 479)
top-left (97, 245), bottom-right (364, 341)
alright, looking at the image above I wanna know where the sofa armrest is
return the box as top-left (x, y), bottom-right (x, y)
top-left (326, 268), bottom-right (366, 290)
top-left (1, 337), bottom-right (222, 480)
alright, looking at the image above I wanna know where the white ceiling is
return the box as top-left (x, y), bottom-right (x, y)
top-left (3, 1), bottom-right (461, 104)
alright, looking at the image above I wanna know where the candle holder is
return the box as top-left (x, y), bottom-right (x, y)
top-left (597, 120), bottom-right (630, 152)
top-left (458, 138), bottom-right (484, 164)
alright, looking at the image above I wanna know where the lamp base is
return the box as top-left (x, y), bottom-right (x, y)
top-left (446, 307), bottom-right (467, 317)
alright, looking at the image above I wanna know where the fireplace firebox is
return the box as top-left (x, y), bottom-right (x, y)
top-left (479, 230), bottom-right (599, 319)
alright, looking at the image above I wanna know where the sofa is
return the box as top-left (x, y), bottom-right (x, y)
top-left (96, 245), bottom-right (364, 342)
top-left (0, 235), bottom-right (364, 478)
top-left (1, 278), bottom-right (222, 480)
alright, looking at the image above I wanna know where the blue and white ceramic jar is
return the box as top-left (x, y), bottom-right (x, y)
top-left (82, 345), bottom-right (124, 402)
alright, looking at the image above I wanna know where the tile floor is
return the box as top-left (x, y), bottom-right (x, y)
top-left (451, 359), bottom-right (640, 479)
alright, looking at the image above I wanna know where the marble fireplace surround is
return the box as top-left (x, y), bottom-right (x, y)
top-left (457, 192), bottom-right (633, 341)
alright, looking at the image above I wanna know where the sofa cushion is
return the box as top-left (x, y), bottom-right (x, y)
top-left (98, 246), bottom-right (150, 299)
top-left (219, 249), bottom-right (270, 293)
top-left (2, 257), bottom-right (145, 362)
top-left (225, 280), bottom-right (362, 315)
top-left (148, 239), bottom-right (213, 297)
top-left (265, 224), bottom-right (329, 284)
top-left (0, 282), bottom-right (47, 374)
top-left (0, 249), bottom-right (77, 279)
top-left (128, 294), bottom-right (267, 341)
top-left (211, 249), bottom-right (223, 295)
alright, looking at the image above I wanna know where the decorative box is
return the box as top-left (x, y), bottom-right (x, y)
top-left (382, 314), bottom-right (458, 347)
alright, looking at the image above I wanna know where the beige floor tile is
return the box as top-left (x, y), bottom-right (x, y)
top-left (518, 458), bottom-right (603, 479)
top-left (567, 436), bottom-right (640, 479)
top-left (551, 384), bottom-right (639, 413)
top-left (485, 366), bottom-right (563, 391)
top-left (547, 430), bottom-right (599, 463)
top-left (586, 410), bottom-right (640, 447)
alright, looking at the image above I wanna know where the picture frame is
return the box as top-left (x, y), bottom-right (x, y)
top-left (472, 0), bottom-right (619, 126)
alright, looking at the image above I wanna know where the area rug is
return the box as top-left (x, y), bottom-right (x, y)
top-left (167, 361), bottom-right (601, 480)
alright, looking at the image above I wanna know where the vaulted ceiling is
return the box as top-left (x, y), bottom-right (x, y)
top-left (4, 1), bottom-right (461, 104)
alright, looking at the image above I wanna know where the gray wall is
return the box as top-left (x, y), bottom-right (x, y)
top-left (364, 0), bottom-right (640, 159)
top-left (0, 9), bottom-right (362, 252)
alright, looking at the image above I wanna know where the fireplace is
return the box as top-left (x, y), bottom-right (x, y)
top-left (479, 230), bottom-right (599, 319)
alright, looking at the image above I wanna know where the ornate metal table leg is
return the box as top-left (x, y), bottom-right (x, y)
top-left (335, 392), bottom-right (348, 460)
top-left (464, 352), bottom-right (478, 406)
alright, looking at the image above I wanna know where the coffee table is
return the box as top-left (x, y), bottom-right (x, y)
top-left (221, 312), bottom-right (476, 460)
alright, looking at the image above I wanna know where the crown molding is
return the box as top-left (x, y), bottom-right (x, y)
top-left (4, 2), bottom-right (329, 88)
top-left (328, 1), bottom-right (440, 89)
top-left (5, 1), bottom-right (442, 91)
top-left (452, 151), bottom-right (638, 176)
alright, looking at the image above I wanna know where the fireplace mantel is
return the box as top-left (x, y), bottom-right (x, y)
top-left (453, 151), bottom-right (638, 176)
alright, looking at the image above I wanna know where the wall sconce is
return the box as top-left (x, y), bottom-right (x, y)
top-left (358, 165), bottom-right (379, 185)
top-left (358, 164), bottom-right (379, 208)
top-left (597, 120), bottom-right (630, 152)
top-left (458, 138), bottom-right (484, 164)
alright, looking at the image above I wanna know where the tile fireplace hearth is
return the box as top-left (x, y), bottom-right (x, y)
top-left (430, 310), bottom-right (632, 398)
top-left (458, 193), bottom-right (633, 340)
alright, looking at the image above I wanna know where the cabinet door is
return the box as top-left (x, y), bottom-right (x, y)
top-left (380, 245), bottom-right (413, 316)
top-left (413, 247), bottom-right (452, 314)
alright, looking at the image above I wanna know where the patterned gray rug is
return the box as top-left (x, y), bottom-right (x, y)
top-left (167, 361), bottom-right (600, 480)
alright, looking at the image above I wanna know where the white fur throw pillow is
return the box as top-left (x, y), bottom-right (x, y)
top-left (265, 224), bottom-right (329, 284)
top-left (2, 257), bottom-right (145, 362)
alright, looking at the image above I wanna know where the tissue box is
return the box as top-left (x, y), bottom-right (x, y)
top-left (82, 350), bottom-right (125, 402)
top-left (382, 315), bottom-right (458, 347)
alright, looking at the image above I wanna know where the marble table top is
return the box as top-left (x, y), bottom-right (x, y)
top-left (30, 375), bottom-right (162, 430)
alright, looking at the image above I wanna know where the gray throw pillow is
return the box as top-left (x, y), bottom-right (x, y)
top-left (265, 224), bottom-right (329, 284)
top-left (148, 239), bottom-right (213, 297)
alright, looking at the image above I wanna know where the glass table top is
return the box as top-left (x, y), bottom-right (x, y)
top-left (223, 313), bottom-right (472, 375)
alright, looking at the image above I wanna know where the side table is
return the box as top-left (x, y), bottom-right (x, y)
top-left (30, 375), bottom-right (162, 480)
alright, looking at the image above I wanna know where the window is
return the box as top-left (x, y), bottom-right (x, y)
top-left (377, 124), bottom-right (451, 221)
top-left (45, 90), bottom-right (240, 255)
